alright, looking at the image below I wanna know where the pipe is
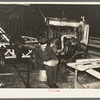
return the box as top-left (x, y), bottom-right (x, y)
top-left (57, 32), bottom-right (77, 52)
top-left (57, 35), bottom-right (70, 52)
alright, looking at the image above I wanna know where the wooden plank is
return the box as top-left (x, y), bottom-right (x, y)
top-left (83, 82), bottom-right (100, 89)
top-left (89, 55), bottom-right (99, 58)
top-left (89, 39), bottom-right (100, 44)
top-left (86, 69), bottom-right (100, 80)
top-left (21, 44), bottom-right (37, 49)
top-left (88, 43), bottom-right (100, 49)
top-left (89, 37), bottom-right (100, 40)
top-left (67, 60), bottom-right (100, 67)
top-left (67, 62), bottom-right (100, 71)
top-left (0, 73), bottom-right (14, 76)
top-left (88, 50), bottom-right (100, 56)
top-left (75, 70), bottom-right (78, 88)
top-left (76, 58), bottom-right (100, 63)
top-left (75, 82), bottom-right (85, 88)
top-left (0, 83), bottom-right (4, 87)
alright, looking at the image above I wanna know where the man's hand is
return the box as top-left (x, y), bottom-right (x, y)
top-left (51, 60), bottom-right (58, 65)
top-left (44, 60), bottom-right (58, 67)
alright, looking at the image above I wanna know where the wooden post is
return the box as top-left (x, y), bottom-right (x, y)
top-left (27, 62), bottom-right (31, 88)
top-left (75, 69), bottom-right (85, 88)
top-left (75, 69), bottom-right (78, 88)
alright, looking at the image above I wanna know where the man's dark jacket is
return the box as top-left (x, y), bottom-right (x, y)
top-left (34, 45), bottom-right (58, 70)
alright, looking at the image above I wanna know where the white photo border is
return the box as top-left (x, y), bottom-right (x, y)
top-left (0, 1), bottom-right (100, 98)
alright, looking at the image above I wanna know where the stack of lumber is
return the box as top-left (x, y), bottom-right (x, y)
top-left (88, 37), bottom-right (100, 57)
top-left (67, 58), bottom-right (100, 71)
top-left (67, 58), bottom-right (100, 80)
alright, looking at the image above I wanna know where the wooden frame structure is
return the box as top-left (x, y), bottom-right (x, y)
top-left (67, 58), bottom-right (100, 88)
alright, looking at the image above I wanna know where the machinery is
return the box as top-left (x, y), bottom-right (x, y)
top-left (0, 27), bottom-right (38, 67)
top-left (44, 17), bottom-right (89, 61)
top-left (0, 16), bottom-right (89, 67)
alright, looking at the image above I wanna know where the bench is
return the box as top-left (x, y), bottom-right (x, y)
top-left (67, 58), bottom-right (100, 88)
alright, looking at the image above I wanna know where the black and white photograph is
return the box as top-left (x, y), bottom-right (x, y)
top-left (0, 2), bottom-right (100, 90)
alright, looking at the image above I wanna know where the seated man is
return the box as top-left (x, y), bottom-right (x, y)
top-left (34, 36), bottom-right (59, 88)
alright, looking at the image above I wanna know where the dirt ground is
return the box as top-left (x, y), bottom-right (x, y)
top-left (0, 58), bottom-right (99, 88)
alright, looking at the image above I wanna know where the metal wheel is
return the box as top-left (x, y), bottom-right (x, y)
top-left (70, 52), bottom-right (86, 62)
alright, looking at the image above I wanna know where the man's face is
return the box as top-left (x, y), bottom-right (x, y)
top-left (40, 43), bottom-right (47, 51)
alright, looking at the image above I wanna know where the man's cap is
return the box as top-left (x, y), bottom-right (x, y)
top-left (38, 36), bottom-right (48, 45)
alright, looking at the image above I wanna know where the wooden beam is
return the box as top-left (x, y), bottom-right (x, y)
top-left (83, 82), bottom-right (100, 88)
top-left (0, 83), bottom-right (4, 87)
top-left (89, 37), bottom-right (100, 40)
top-left (89, 39), bottom-right (100, 44)
top-left (0, 73), bottom-right (14, 76)
top-left (86, 69), bottom-right (100, 80)
top-left (88, 50), bottom-right (100, 56)
top-left (88, 43), bottom-right (100, 49)
top-left (67, 62), bottom-right (100, 71)
top-left (75, 81), bottom-right (85, 88)
top-left (76, 58), bottom-right (100, 63)
top-left (88, 54), bottom-right (100, 58)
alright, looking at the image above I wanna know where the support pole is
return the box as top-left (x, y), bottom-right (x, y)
top-left (27, 62), bottom-right (31, 88)
top-left (75, 69), bottom-right (78, 88)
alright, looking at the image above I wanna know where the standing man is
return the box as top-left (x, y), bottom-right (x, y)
top-left (34, 36), bottom-right (59, 88)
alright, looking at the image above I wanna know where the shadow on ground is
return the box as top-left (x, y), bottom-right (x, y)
top-left (0, 59), bottom-right (99, 88)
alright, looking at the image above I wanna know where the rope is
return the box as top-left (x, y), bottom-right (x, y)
top-left (38, 7), bottom-right (45, 20)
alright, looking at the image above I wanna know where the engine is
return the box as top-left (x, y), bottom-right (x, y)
top-left (50, 30), bottom-right (78, 55)
top-left (44, 17), bottom-right (89, 56)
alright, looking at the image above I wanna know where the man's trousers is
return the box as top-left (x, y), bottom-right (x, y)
top-left (45, 65), bottom-right (57, 85)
